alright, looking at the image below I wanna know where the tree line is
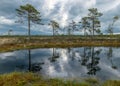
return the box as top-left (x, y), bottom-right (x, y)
top-left (16, 4), bottom-right (119, 40)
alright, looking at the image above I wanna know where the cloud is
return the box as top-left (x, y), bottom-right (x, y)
top-left (96, 0), bottom-right (120, 12)
top-left (0, 16), bottom-right (14, 25)
top-left (0, 0), bottom-right (120, 35)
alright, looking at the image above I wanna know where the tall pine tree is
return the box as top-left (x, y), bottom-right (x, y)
top-left (16, 4), bottom-right (41, 40)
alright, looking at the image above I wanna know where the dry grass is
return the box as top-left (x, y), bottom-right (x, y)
top-left (0, 72), bottom-right (120, 86)
top-left (103, 80), bottom-right (120, 86)
top-left (0, 72), bottom-right (89, 86)
top-left (0, 36), bottom-right (120, 52)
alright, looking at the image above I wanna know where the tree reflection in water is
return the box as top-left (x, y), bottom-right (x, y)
top-left (80, 47), bottom-right (102, 75)
top-left (67, 48), bottom-right (76, 61)
top-left (15, 47), bottom-right (119, 76)
top-left (16, 49), bottom-right (44, 72)
top-left (48, 48), bottom-right (60, 62)
top-left (107, 47), bottom-right (117, 69)
top-left (28, 49), bottom-right (44, 72)
top-left (49, 47), bottom-right (102, 75)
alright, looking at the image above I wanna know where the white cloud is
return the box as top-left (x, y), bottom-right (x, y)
top-left (41, 0), bottom-right (97, 27)
top-left (1, 0), bottom-right (120, 34)
top-left (96, 0), bottom-right (120, 12)
top-left (41, 0), bottom-right (59, 17)
top-left (0, 16), bottom-right (14, 25)
top-left (60, 13), bottom-right (68, 27)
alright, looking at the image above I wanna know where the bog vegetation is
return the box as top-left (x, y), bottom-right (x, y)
top-left (0, 72), bottom-right (120, 86)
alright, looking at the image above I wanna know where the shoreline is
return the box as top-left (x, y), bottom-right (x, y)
top-left (0, 36), bottom-right (120, 52)
top-left (0, 72), bottom-right (120, 86)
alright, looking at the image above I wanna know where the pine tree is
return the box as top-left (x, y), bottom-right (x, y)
top-left (16, 4), bottom-right (41, 40)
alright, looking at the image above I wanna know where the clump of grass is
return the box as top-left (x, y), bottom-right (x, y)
top-left (103, 80), bottom-right (120, 86)
top-left (46, 79), bottom-right (90, 86)
top-left (0, 72), bottom-right (120, 86)
top-left (0, 72), bottom-right (41, 86)
top-left (0, 72), bottom-right (90, 86)
top-left (84, 78), bottom-right (99, 84)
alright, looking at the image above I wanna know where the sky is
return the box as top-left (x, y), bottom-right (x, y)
top-left (0, 0), bottom-right (120, 35)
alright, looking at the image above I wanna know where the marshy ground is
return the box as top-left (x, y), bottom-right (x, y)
top-left (0, 72), bottom-right (120, 86)
top-left (0, 35), bottom-right (120, 52)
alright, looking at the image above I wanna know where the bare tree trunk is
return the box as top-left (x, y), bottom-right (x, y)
top-left (92, 17), bottom-right (95, 39)
top-left (68, 28), bottom-right (70, 36)
top-left (28, 14), bottom-right (31, 41)
top-left (84, 28), bottom-right (85, 36)
top-left (53, 26), bottom-right (54, 36)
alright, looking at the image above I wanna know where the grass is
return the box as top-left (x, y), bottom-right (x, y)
top-left (0, 72), bottom-right (120, 86)
top-left (103, 80), bottom-right (120, 86)
top-left (84, 78), bottom-right (99, 84)
top-left (0, 72), bottom-right (90, 86)
top-left (0, 36), bottom-right (120, 52)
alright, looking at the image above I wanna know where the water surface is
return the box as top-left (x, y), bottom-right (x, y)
top-left (0, 47), bottom-right (120, 81)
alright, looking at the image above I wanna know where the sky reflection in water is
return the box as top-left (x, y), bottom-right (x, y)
top-left (0, 47), bottom-right (120, 80)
